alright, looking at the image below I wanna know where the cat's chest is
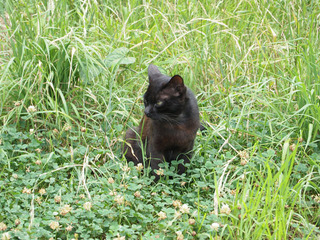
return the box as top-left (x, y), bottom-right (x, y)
top-left (150, 123), bottom-right (196, 150)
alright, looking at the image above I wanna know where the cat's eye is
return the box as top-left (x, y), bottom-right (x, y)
top-left (155, 101), bottom-right (163, 107)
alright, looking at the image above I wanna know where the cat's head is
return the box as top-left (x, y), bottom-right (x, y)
top-left (143, 64), bottom-right (187, 121)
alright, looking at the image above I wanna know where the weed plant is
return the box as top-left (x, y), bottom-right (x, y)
top-left (0, 0), bottom-right (319, 239)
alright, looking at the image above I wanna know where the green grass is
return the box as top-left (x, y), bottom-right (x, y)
top-left (0, 0), bottom-right (319, 239)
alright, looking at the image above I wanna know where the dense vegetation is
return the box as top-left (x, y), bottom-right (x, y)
top-left (0, 0), bottom-right (319, 239)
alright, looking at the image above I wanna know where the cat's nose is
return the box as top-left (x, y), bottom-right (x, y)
top-left (144, 107), bottom-right (153, 117)
top-left (144, 110), bottom-right (152, 117)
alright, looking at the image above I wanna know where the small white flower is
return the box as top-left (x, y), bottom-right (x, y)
top-left (109, 190), bottom-right (117, 196)
top-left (156, 168), bottom-right (164, 176)
top-left (1, 232), bottom-right (10, 240)
top-left (239, 150), bottom-right (249, 161)
top-left (189, 218), bottom-right (196, 225)
top-left (108, 177), bottom-right (115, 184)
top-left (35, 160), bottom-right (42, 165)
top-left (83, 202), bottom-right (92, 211)
top-left (49, 221), bottom-right (60, 230)
top-left (157, 211), bottom-right (167, 220)
top-left (65, 224), bottom-right (73, 231)
top-left (38, 188), bottom-right (46, 195)
top-left (122, 165), bottom-right (130, 172)
top-left (220, 204), bottom-right (231, 215)
top-left (15, 219), bottom-right (21, 226)
top-left (180, 204), bottom-right (190, 214)
top-left (64, 124), bottom-right (71, 131)
top-left (27, 105), bottom-right (37, 113)
top-left (114, 195), bottom-right (124, 205)
top-left (176, 230), bottom-right (184, 240)
top-left (289, 144), bottom-right (296, 152)
top-left (60, 204), bottom-right (72, 216)
top-left (180, 181), bottom-right (186, 186)
top-left (54, 196), bottom-right (61, 203)
top-left (14, 101), bottom-right (21, 106)
top-left (22, 187), bottom-right (31, 194)
top-left (240, 159), bottom-right (248, 165)
top-left (0, 222), bottom-right (7, 231)
top-left (113, 234), bottom-right (125, 240)
top-left (30, 129), bottom-right (34, 134)
top-left (210, 222), bottom-right (220, 231)
top-left (136, 163), bottom-right (143, 171)
top-left (172, 200), bottom-right (182, 208)
top-left (134, 191), bottom-right (141, 198)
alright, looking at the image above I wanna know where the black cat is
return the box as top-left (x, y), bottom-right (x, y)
top-left (123, 64), bottom-right (200, 180)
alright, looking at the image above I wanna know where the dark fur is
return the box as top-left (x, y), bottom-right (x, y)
top-left (123, 64), bottom-right (200, 180)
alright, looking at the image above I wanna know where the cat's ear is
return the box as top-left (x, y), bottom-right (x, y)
top-left (165, 75), bottom-right (186, 96)
top-left (168, 75), bottom-right (184, 86)
top-left (148, 64), bottom-right (161, 82)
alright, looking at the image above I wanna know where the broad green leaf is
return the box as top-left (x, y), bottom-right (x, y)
top-left (104, 47), bottom-right (136, 67)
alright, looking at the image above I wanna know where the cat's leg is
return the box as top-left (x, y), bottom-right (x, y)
top-left (177, 153), bottom-right (192, 175)
top-left (147, 148), bottom-right (166, 181)
top-left (150, 158), bottom-right (164, 182)
top-left (123, 127), bottom-right (143, 165)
